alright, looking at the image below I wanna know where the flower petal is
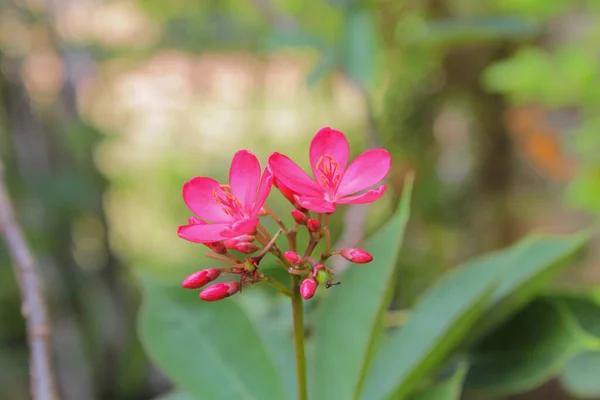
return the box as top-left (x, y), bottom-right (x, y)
top-left (309, 127), bottom-right (350, 179)
top-left (177, 223), bottom-right (233, 243)
top-left (183, 177), bottom-right (233, 223)
top-left (337, 185), bottom-right (386, 205)
top-left (252, 168), bottom-right (273, 215)
top-left (337, 149), bottom-right (391, 197)
top-left (268, 152), bottom-right (322, 196)
top-left (296, 195), bottom-right (336, 213)
top-left (220, 218), bottom-right (259, 237)
top-left (229, 150), bottom-right (261, 214)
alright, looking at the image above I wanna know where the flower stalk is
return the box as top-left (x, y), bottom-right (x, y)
top-left (291, 277), bottom-right (308, 400)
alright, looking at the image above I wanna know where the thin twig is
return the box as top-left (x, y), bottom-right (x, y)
top-left (0, 161), bottom-right (57, 400)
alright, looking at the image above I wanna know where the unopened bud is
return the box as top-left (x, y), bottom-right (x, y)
top-left (199, 282), bottom-right (240, 301)
top-left (284, 251), bottom-right (302, 265)
top-left (224, 235), bottom-right (256, 247)
top-left (182, 268), bottom-right (221, 289)
top-left (274, 178), bottom-right (303, 209)
top-left (315, 267), bottom-right (333, 284)
top-left (300, 278), bottom-right (318, 300)
top-left (340, 248), bottom-right (373, 264)
top-left (244, 257), bottom-right (259, 272)
top-left (207, 242), bottom-right (227, 254)
top-left (230, 242), bottom-right (259, 254)
top-left (291, 210), bottom-right (308, 225)
top-left (307, 218), bottom-right (321, 232)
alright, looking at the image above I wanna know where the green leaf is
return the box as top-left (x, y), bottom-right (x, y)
top-left (152, 390), bottom-right (196, 400)
top-left (138, 276), bottom-right (288, 400)
top-left (560, 351), bottom-right (600, 399)
top-left (466, 299), bottom-right (586, 395)
top-left (312, 175), bottom-right (414, 400)
top-left (550, 294), bottom-right (600, 339)
top-left (360, 247), bottom-right (498, 400)
top-left (360, 231), bottom-right (590, 400)
top-left (343, 9), bottom-right (377, 88)
top-left (409, 361), bottom-right (468, 400)
top-left (472, 232), bottom-right (592, 341)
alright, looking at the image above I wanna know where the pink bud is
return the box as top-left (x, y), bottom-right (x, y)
top-left (307, 218), bottom-right (321, 233)
top-left (291, 210), bottom-right (308, 225)
top-left (274, 178), bottom-right (304, 209)
top-left (284, 251), bottom-right (302, 265)
top-left (300, 278), bottom-right (318, 300)
top-left (199, 282), bottom-right (240, 301)
top-left (224, 235), bottom-right (256, 247)
top-left (340, 248), bottom-right (373, 264)
top-left (182, 268), bottom-right (221, 289)
top-left (232, 242), bottom-right (259, 254)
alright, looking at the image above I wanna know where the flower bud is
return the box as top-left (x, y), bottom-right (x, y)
top-left (284, 251), bottom-right (302, 265)
top-left (340, 248), bottom-right (373, 264)
top-left (224, 235), bottom-right (256, 248)
top-left (307, 218), bottom-right (321, 233)
top-left (244, 257), bottom-right (259, 272)
top-left (182, 268), bottom-right (221, 289)
top-left (291, 210), bottom-right (308, 225)
top-left (274, 178), bottom-right (303, 209)
top-left (230, 242), bottom-right (259, 254)
top-left (199, 282), bottom-right (240, 301)
top-left (207, 241), bottom-right (227, 254)
top-left (315, 267), bottom-right (333, 284)
top-left (300, 278), bottom-right (318, 300)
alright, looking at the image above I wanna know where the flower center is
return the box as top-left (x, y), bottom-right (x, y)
top-left (213, 185), bottom-right (245, 219)
top-left (315, 154), bottom-right (341, 200)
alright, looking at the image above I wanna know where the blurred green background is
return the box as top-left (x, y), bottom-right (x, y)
top-left (1, 0), bottom-right (600, 399)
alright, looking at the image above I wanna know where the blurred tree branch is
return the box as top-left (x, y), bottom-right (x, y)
top-left (0, 160), bottom-right (57, 400)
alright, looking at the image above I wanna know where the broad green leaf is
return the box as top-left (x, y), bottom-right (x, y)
top-left (409, 360), bottom-right (468, 400)
top-left (312, 175), bottom-right (413, 400)
top-left (560, 351), bottom-right (600, 398)
top-left (138, 276), bottom-right (288, 400)
top-left (152, 390), bottom-right (196, 400)
top-left (343, 9), bottom-right (377, 88)
top-left (238, 291), bottom-right (297, 399)
top-left (360, 231), bottom-right (590, 399)
top-left (550, 294), bottom-right (600, 339)
top-left (466, 299), bottom-right (586, 395)
top-left (471, 232), bottom-right (592, 342)
top-left (360, 248), bottom-right (498, 400)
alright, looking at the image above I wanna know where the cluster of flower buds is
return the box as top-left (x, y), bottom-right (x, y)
top-left (177, 127), bottom-right (390, 302)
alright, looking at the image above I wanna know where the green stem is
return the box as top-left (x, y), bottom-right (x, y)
top-left (291, 277), bottom-right (307, 400)
top-left (262, 276), bottom-right (293, 297)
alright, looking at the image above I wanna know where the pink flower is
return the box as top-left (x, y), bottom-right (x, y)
top-left (268, 127), bottom-right (390, 213)
top-left (178, 150), bottom-right (273, 243)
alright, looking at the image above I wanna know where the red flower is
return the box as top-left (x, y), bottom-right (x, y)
top-left (268, 127), bottom-right (390, 213)
top-left (178, 150), bottom-right (273, 243)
